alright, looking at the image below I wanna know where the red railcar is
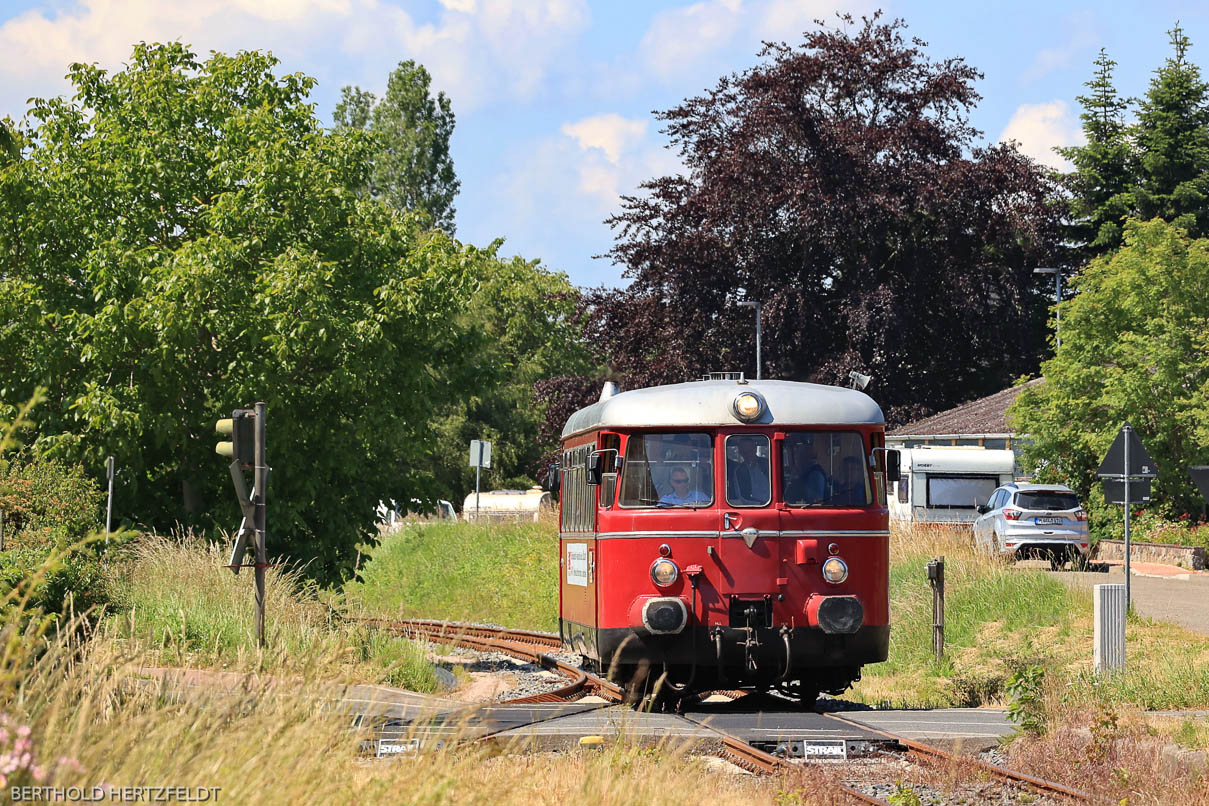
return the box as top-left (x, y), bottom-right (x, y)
top-left (556, 376), bottom-right (897, 703)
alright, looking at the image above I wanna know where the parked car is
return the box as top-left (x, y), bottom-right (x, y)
top-left (376, 498), bottom-right (456, 530)
top-left (972, 482), bottom-right (1090, 570)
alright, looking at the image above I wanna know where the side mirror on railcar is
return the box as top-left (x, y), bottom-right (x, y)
top-left (586, 453), bottom-right (603, 486)
top-left (885, 449), bottom-right (901, 483)
top-left (878, 448), bottom-right (901, 483)
top-left (546, 464), bottom-right (561, 492)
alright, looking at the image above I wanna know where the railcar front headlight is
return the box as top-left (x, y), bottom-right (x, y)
top-left (821, 556), bottom-right (849, 584)
top-left (650, 558), bottom-right (680, 587)
top-left (731, 391), bottom-right (765, 423)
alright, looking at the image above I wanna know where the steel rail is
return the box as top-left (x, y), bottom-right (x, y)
top-left (822, 712), bottom-right (1093, 802)
top-left (362, 617), bottom-right (562, 650)
top-left (367, 617), bottom-right (623, 703)
top-left (365, 619), bottom-right (889, 804)
top-left (714, 733), bottom-right (889, 805)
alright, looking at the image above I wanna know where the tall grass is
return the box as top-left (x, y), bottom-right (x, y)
top-left (854, 524), bottom-right (1209, 710)
top-left (108, 532), bottom-right (439, 691)
top-left (347, 520), bottom-right (559, 632)
top-left (2, 592), bottom-right (795, 804)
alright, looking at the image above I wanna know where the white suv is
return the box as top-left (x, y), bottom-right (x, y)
top-left (973, 483), bottom-right (1090, 570)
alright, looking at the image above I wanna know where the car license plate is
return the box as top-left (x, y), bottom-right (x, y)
top-left (1035, 517), bottom-right (1062, 525)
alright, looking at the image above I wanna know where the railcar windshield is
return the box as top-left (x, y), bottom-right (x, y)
top-left (726, 434), bottom-right (771, 507)
top-left (618, 433), bottom-right (714, 508)
top-left (781, 432), bottom-right (870, 507)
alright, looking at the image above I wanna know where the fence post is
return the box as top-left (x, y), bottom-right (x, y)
top-left (1094, 583), bottom-right (1126, 674)
top-left (927, 557), bottom-right (945, 660)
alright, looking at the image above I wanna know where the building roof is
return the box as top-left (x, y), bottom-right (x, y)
top-left (561, 379), bottom-right (884, 438)
top-left (888, 378), bottom-right (1044, 438)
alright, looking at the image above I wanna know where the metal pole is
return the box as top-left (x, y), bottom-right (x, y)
top-left (1123, 424), bottom-right (1131, 612)
top-left (253, 401), bottom-right (267, 648)
top-left (1054, 272), bottom-right (1063, 348)
top-left (739, 300), bottom-right (762, 380)
top-left (105, 456), bottom-right (115, 544)
top-left (927, 557), bottom-right (945, 660)
top-left (754, 303), bottom-right (762, 380)
top-left (475, 443), bottom-right (482, 520)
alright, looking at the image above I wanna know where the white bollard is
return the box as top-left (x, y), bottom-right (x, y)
top-left (1094, 583), bottom-right (1127, 674)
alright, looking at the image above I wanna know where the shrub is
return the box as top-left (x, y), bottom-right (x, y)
top-left (0, 453), bottom-right (102, 549)
top-left (0, 453), bottom-right (108, 619)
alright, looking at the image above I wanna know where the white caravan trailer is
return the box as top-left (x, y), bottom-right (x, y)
top-left (462, 487), bottom-right (554, 522)
top-left (888, 447), bottom-right (1016, 526)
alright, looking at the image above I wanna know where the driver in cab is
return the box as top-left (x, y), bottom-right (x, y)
top-left (659, 465), bottom-right (710, 506)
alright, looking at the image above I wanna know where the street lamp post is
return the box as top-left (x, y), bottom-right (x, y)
top-left (738, 300), bottom-right (762, 380)
top-left (1034, 267), bottom-right (1063, 348)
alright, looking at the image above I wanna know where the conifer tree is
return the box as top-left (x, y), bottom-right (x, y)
top-left (1133, 25), bottom-right (1209, 238)
top-left (1058, 49), bottom-right (1135, 257)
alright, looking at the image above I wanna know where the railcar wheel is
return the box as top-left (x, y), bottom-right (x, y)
top-left (778, 680), bottom-right (820, 710)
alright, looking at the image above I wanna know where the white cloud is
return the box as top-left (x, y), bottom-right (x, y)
top-left (1018, 10), bottom-right (1099, 85)
top-left (999, 100), bottom-right (1084, 171)
top-left (637, 0), bottom-right (869, 83)
top-left (560, 114), bottom-right (647, 163)
top-left (0, 0), bottom-right (590, 117)
top-left (558, 113), bottom-right (682, 214)
top-left (495, 111), bottom-right (682, 257)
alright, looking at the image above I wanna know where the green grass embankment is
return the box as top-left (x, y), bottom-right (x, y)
top-left (852, 526), bottom-right (1209, 711)
top-left (107, 533), bottom-right (439, 691)
top-left (347, 520), bottom-right (559, 632)
top-left (348, 520), bottom-right (1209, 709)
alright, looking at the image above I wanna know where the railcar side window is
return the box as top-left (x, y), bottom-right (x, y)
top-left (726, 434), bottom-right (771, 507)
top-left (618, 433), bottom-right (714, 508)
top-left (598, 433), bottom-right (621, 509)
top-left (781, 432), bottom-right (871, 507)
top-left (559, 444), bottom-right (596, 531)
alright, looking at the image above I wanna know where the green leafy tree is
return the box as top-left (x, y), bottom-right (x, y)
top-left (1058, 49), bottom-right (1136, 257)
top-left (1133, 25), bottom-right (1209, 238)
top-left (1010, 219), bottom-right (1209, 528)
top-left (0, 43), bottom-right (484, 578)
top-left (334, 61), bottom-right (460, 234)
top-left (427, 254), bottom-right (594, 501)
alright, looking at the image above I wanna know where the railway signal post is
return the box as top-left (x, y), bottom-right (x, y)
top-left (469, 439), bottom-right (491, 520)
top-left (1096, 423), bottom-right (1158, 611)
top-left (927, 558), bottom-right (945, 660)
top-left (217, 403), bottom-right (268, 648)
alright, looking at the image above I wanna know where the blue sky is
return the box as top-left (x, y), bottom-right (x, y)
top-left (2, 0), bottom-right (1208, 289)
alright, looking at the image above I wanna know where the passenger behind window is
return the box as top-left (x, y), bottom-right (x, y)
top-left (828, 455), bottom-right (868, 506)
top-left (784, 440), bottom-right (826, 505)
top-left (726, 434), bottom-right (770, 506)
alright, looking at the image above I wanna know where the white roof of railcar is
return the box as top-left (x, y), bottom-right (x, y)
top-left (561, 379), bottom-right (884, 438)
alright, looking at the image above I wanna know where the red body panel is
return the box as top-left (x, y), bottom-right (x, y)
top-left (558, 423), bottom-right (890, 687)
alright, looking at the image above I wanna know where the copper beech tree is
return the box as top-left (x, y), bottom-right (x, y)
top-left (540, 15), bottom-right (1063, 428)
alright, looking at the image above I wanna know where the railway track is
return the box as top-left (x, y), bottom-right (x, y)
top-left (364, 618), bottom-right (1094, 805)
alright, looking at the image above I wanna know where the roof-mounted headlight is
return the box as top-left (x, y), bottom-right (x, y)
top-left (732, 391), bottom-right (765, 423)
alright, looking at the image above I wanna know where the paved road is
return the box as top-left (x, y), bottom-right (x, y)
top-left (840, 708), bottom-right (1015, 741)
top-left (1045, 566), bottom-right (1209, 636)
